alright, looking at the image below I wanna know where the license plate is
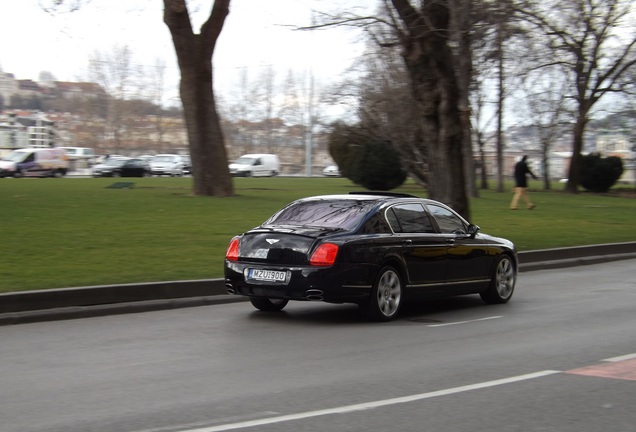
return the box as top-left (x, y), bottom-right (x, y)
top-left (247, 269), bottom-right (287, 283)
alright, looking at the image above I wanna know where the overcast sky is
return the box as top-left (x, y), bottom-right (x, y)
top-left (1, 0), bottom-right (375, 106)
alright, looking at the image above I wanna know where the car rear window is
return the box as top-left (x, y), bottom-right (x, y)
top-left (266, 199), bottom-right (376, 230)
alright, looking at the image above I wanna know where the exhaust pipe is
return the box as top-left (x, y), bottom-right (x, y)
top-left (306, 289), bottom-right (324, 301)
top-left (226, 283), bottom-right (236, 295)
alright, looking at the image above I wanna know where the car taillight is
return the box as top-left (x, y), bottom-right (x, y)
top-left (226, 237), bottom-right (240, 261)
top-left (310, 243), bottom-right (339, 266)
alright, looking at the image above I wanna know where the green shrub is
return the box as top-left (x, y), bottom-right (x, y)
top-left (328, 122), bottom-right (406, 190)
top-left (579, 153), bottom-right (624, 193)
top-left (327, 122), bottom-right (361, 179)
top-left (348, 139), bottom-right (407, 190)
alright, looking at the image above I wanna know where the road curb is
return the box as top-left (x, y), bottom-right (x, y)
top-left (2, 242), bottom-right (635, 325)
top-left (0, 295), bottom-right (245, 326)
top-left (519, 252), bottom-right (636, 272)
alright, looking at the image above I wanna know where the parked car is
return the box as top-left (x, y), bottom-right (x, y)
top-left (92, 158), bottom-right (150, 177)
top-left (225, 192), bottom-right (517, 321)
top-left (59, 147), bottom-right (96, 167)
top-left (181, 155), bottom-right (192, 175)
top-left (149, 154), bottom-right (185, 176)
top-left (228, 153), bottom-right (280, 177)
top-left (322, 165), bottom-right (340, 177)
top-left (0, 147), bottom-right (69, 178)
top-left (136, 154), bottom-right (155, 163)
top-left (94, 154), bottom-right (125, 164)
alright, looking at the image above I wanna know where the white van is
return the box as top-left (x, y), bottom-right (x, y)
top-left (59, 147), bottom-right (95, 160)
top-left (229, 154), bottom-right (280, 177)
top-left (149, 154), bottom-right (186, 176)
top-left (59, 147), bottom-right (96, 169)
top-left (0, 148), bottom-right (69, 178)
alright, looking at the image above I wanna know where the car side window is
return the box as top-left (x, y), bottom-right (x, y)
top-left (360, 214), bottom-right (392, 234)
top-left (387, 204), bottom-right (435, 234)
top-left (427, 204), bottom-right (466, 234)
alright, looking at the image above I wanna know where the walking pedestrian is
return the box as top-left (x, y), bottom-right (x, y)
top-left (510, 155), bottom-right (538, 210)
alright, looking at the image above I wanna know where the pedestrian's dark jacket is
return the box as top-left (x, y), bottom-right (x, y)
top-left (514, 159), bottom-right (536, 187)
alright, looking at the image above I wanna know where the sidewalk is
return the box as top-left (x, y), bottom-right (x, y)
top-left (2, 242), bottom-right (635, 325)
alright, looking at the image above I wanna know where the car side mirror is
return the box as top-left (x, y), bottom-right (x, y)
top-left (467, 224), bottom-right (480, 238)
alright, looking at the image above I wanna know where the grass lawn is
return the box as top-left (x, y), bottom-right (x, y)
top-left (1, 176), bottom-right (634, 293)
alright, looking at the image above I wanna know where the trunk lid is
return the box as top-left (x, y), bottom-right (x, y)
top-left (238, 227), bottom-right (342, 265)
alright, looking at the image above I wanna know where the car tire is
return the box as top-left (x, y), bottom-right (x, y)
top-left (113, 171), bottom-right (121, 177)
top-left (249, 297), bottom-right (289, 312)
top-left (363, 266), bottom-right (403, 322)
top-left (480, 255), bottom-right (516, 304)
top-left (13, 169), bottom-right (24, 178)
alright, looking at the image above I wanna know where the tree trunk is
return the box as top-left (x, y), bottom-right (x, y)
top-left (495, 9), bottom-right (505, 193)
top-left (478, 136), bottom-right (489, 189)
top-left (451, 0), bottom-right (477, 198)
top-left (541, 143), bottom-right (551, 190)
top-left (565, 115), bottom-right (587, 194)
top-left (164, 0), bottom-right (233, 197)
top-left (391, 0), bottom-right (469, 219)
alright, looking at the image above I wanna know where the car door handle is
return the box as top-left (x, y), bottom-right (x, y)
top-left (446, 238), bottom-right (456, 245)
top-left (402, 239), bottom-right (413, 245)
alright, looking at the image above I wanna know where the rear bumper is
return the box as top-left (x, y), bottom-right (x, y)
top-left (224, 261), bottom-right (373, 304)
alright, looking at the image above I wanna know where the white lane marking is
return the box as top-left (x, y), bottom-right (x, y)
top-left (134, 413), bottom-right (279, 432)
top-left (603, 353), bottom-right (636, 362)
top-left (178, 370), bottom-right (560, 432)
top-left (427, 315), bottom-right (503, 327)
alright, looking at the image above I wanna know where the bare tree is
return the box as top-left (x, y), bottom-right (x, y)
top-left (88, 45), bottom-right (134, 153)
top-left (470, 0), bottom-right (529, 192)
top-left (469, 2), bottom-right (500, 191)
top-left (252, 65), bottom-right (276, 153)
top-left (494, 5), bottom-right (506, 193)
top-left (470, 72), bottom-right (497, 190)
top-left (450, 0), bottom-right (477, 198)
top-left (521, 67), bottom-right (571, 189)
top-left (38, 71), bottom-right (57, 83)
top-left (516, 0), bottom-right (636, 193)
top-left (164, 0), bottom-right (233, 196)
top-left (277, 70), bottom-right (304, 129)
top-left (148, 58), bottom-right (168, 146)
top-left (306, 1), bottom-right (470, 217)
top-left (44, 0), bottom-right (235, 195)
top-left (277, 69), bottom-right (308, 152)
top-left (340, 42), bottom-right (427, 185)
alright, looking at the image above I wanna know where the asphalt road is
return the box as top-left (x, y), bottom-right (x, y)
top-left (1, 259), bottom-right (634, 432)
top-left (3, 242), bottom-right (636, 325)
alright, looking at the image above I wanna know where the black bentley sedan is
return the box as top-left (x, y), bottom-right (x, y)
top-left (224, 193), bottom-right (517, 321)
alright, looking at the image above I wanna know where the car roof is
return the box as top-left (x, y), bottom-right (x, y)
top-left (284, 193), bottom-right (471, 228)
top-left (292, 192), bottom-right (455, 211)
top-left (295, 192), bottom-right (421, 203)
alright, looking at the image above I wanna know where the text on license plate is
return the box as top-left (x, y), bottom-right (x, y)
top-left (247, 269), bottom-right (287, 282)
